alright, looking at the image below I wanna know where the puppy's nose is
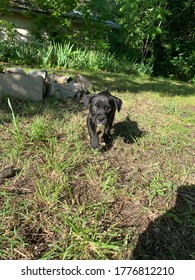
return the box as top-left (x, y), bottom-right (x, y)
top-left (97, 115), bottom-right (105, 121)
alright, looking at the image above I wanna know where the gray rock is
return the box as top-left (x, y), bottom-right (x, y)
top-left (48, 74), bottom-right (92, 100)
top-left (49, 81), bottom-right (86, 100)
top-left (0, 73), bottom-right (44, 101)
top-left (4, 68), bottom-right (26, 75)
top-left (28, 69), bottom-right (48, 80)
top-left (49, 73), bottom-right (73, 84)
top-left (75, 74), bottom-right (93, 89)
top-left (28, 70), bottom-right (50, 95)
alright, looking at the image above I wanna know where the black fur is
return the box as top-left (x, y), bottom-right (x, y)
top-left (83, 90), bottom-right (122, 149)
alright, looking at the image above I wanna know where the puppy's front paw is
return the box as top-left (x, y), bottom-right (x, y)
top-left (102, 134), bottom-right (112, 144)
top-left (90, 138), bottom-right (99, 149)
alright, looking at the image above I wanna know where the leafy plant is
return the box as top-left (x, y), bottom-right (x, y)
top-left (52, 42), bottom-right (74, 67)
top-left (0, 40), bottom-right (135, 74)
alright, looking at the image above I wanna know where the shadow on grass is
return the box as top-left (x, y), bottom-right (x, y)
top-left (132, 80), bottom-right (195, 97)
top-left (113, 115), bottom-right (146, 144)
top-left (0, 95), bottom-right (85, 124)
top-left (81, 71), bottom-right (195, 96)
top-left (132, 185), bottom-right (195, 259)
top-left (101, 116), bottom-right (146, 152)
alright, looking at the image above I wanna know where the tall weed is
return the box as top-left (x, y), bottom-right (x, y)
top-left (53, 42), bottom-right (74, 67)
top-left (0, 40), bottom-right (136, 73)
top-left (7, 98), bottom-right (21, 144)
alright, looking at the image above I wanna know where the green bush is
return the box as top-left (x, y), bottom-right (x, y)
top-left (170, 42), bottom-right (195, 82)
top-left (0, 40), bottom-right (135, 74)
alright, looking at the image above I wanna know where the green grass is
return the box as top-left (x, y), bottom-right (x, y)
top-left (0, 68), bottom-right (195, 259)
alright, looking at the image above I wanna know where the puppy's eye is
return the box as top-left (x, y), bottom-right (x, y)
top-left (105, 105), bottom-right (111, 111)
top-left (92, 104), bottom-right (99, 109)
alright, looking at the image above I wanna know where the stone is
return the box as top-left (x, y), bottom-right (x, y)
top-left (4, 68), bottom-right (26, 75)
top-left (49, 73), bottom-right (73, 84)
top-left (49, 81), bottom-right (83, 100)
top-left (48, 74), bottom-right (92, 100)
top-left (28, 70), bottom-right (50, 95)
top-left (0, 165), bottom-right (16, 180)
top-left (0, 73), bottom-right (44, 101)
top-left (75, 74), bottom-right (93, 89)
top-left (28, 69), bottom-right (48, 80)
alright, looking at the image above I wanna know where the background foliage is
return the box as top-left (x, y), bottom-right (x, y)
top-left (0, 0), bottom-right (195, 81)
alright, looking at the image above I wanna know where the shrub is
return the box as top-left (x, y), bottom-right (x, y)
top-left (0, 40), bottom-right (136, 74)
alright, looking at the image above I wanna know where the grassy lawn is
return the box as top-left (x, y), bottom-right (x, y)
top-left (0, 68), bottom-right (195, 259)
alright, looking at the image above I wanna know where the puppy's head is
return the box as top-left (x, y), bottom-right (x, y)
top-left (83, 90), bottom-right (122, 125)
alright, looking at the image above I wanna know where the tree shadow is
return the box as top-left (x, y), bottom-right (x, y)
top-left (0, 95), bottom-right (85, 124)
top-left (131, 80), bottom-right (195, 97)
top-left (132, 185), bottom-right (195, 259)
top-left (82, 71), bottom-right (195, 97)
top-left (113, 115), bottom-right (146, 144)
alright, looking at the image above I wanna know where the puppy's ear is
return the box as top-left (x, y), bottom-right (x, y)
top-left (104, 89), bottom-right (110, 94)
top-left (83, 94), bottom-right (96, 108)
top-left (112, 96), bottom-right (122, 112)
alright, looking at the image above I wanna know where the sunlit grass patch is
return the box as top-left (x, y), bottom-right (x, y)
top-left (0, 68), bottom-right (195, 259)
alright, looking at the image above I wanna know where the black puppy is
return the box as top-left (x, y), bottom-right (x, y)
top-left (83, 90), bottom-right (122, 149)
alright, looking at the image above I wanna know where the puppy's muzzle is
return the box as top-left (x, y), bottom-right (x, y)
top-left (96, 114), bottom-right (107, 125)
top-left (97, 114), bottom-right (105, 122)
